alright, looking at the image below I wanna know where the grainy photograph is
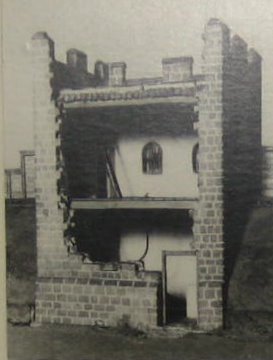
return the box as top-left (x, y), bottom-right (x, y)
top-left (2, 0), bottom-right (273, 359)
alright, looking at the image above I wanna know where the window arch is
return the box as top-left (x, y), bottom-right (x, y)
top-left (192, 143), bottom-right (199, 173)
top-left (142, 142), bottom-right (163, 174)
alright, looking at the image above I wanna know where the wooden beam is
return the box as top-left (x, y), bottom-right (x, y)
top-left (63, 96), bottom-right (197, 110)
top-left (162, 250), bottom-right (197, 257)
top-left (71, 198), bottom-right (198, 210)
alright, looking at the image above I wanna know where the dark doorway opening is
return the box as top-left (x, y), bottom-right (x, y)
top-left (165, 294), bottom-right (186, 324)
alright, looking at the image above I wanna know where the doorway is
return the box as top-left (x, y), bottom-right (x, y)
top-left (162, 250), bottom-right (198, 326)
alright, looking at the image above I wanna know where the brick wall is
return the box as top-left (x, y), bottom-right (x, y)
top-left (31, 32), bottom-right (66, 277)
top-left (162, 57), bottom-right (193, 83)
top-left (193, 18), bottom-right (230, 330)
top-left (262, 146), bottom-right (273, 199)
top-left (194, 19), bottom-right (262, 330)
top-left (31, 32), bottom-right (161, 330)
top-left (36, 261), bottom-right (161, 329)
top-left (222, 37), bottom-right (262, 285)
top-left (32, 19), bottom-right (262, 332)
top-left (24, 154), bottom-right (35, 198)
top-left (5, 169), bottom-right (24, 199)
top-left (20, 150), bottom-right (35, 198)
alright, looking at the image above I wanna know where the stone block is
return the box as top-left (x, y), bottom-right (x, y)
top-left (121, 298), bottom-right (130, 306)
top-left (111, 297), bottom-right (120, 305)
top-left (78, 295), bottom-right (89, 303)
top-left (100, 296), bottom-right (109, 305)
top-left (78, 311), bottom-right (89, 318)
top-left (94, 286), bottom-right (105, 295)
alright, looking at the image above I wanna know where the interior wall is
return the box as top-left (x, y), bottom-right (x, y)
top-left (62, 104), bottom-right (197, 199)
top-left (115, 135), bottom-right (198, 198)
top-left (119, 224), bottom-right (197, 318)
top-left (119, 228), bottom-right (192, 271)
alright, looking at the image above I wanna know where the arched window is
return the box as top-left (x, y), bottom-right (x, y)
top-left (192, 143), bottom-right (199, 173)
top-left (142, 142), bottom-right (163, 174)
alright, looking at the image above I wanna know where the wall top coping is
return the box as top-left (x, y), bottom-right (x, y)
top-left (162, 56), bottom-right (194, 65)
top-left (263, 146), bottom-right (273, 152)
top-left (20, 150), bottom-right (35, 156)
top-left (108, 62), bottom-right (127, 68)
top-left (58, 78), bottom-right (204, 107)
top-left (67, 48), bottom-right (87, 56)
top-left (5, 168), bottom-right (22, 175)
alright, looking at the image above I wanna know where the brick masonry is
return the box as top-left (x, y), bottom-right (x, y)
top-left (35, 261), bottom-right (160, 329)
top-left (194, 19), bottom-right (262, 330)
top-left (21, 150), bottom-right (35, 198)
top-left (31, 32), bottom-right (161, 330)
top-left (193, 19), bottom-right (229, 330)
top-left (262, 147), bottom-right (273, 199)
top-left (31, 32), bottom-right (65, 279)
top-left (31, 19), bottom-right (262, 332)
top-left (5, 168), bottom-right (23, 199)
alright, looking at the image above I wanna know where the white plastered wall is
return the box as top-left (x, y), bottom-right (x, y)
top-left (115, 133), bottom-right (198, 319)
top-left (114, 135), bottom-right (198, 198)
top-left (120, 227), bottom-right (198, 319)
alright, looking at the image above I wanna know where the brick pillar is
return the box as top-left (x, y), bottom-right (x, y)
top-left (31, 32), bottom-right (67, 277)
top-left (194, 19), bottom-right (230, 330)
